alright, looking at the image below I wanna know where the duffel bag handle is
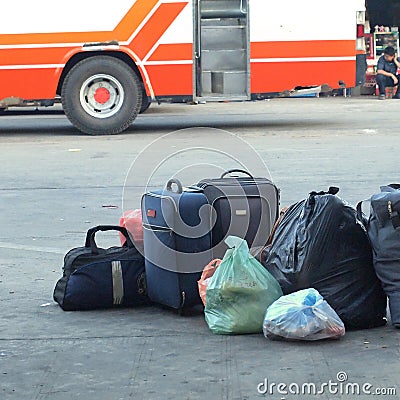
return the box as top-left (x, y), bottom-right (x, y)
top-left (220, 169), bottom-right (253, 179)
top-left (85, 225), bottom-right (135, 254)
top-left (166, 178), bottom-right (183, 194)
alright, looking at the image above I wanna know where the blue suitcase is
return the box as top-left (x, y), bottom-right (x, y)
top-left (141, 179), bottom-right (213, 309)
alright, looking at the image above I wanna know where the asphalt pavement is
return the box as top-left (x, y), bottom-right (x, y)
top-left (1, 97), bottom-right (399, 400)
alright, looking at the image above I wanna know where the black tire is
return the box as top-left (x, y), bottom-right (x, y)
top-left (61, 56), bottom-right (142, 135)
top-left (140, 92), bottom-right (151, 114)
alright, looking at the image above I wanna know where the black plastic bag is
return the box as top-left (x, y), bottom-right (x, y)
top-left (263, 188), bottom-right (387, 329)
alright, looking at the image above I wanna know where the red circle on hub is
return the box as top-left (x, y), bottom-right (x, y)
top-left (94, 87), bottom-right (111, 104)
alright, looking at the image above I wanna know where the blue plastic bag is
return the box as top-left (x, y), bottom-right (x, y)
top-left (263, 288), bottom-right (345, 341)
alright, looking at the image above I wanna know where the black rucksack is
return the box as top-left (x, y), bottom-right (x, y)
top-left (358, 184), bottom-right (400, 327)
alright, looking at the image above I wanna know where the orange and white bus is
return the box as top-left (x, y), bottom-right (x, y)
top-left (0, 0), bottom-right (366, 135)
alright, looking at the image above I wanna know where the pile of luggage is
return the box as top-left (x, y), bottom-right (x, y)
top-left (53, 170), bottom-right (400, 340)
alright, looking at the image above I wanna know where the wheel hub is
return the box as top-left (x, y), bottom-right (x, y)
top-left (79, 74), bottom-right (125, 119)
top-left (94, 87), bottom-right (111, 104)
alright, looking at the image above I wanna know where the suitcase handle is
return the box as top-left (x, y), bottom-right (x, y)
top-left (166, 178), bottom-right (183, 194)
top-left (85, 225), bottom-right (135, 254)
top-left (220, 169), bottom-right (253, 179)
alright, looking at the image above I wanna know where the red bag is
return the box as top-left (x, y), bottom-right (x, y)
top-left (198, 259), bottom-right (222, 306)
top-left (119, 210), bottom-right (144, 252)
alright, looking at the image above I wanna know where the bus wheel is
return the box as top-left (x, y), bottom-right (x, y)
top-left (61, 56), bottom-right (142, 135)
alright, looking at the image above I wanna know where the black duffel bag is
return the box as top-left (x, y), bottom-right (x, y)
top-left (53, 225), bottom-right (148, 311)
top-left (262, 188), bottom-right (387, 330)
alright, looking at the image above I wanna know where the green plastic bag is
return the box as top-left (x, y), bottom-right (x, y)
top-left (205, 236), bottom-right (283, 334)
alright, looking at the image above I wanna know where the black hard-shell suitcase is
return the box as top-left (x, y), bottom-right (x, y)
top-left (53, 226), bottom-right (148, 311)
top-left (142, 179), bottom-right (213, 310)
top-left (198, 169), bottom-right (279, 258)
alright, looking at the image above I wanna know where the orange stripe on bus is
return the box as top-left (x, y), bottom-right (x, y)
top-left (115, 0), bottom-right (159, 39)
top-left (250, 60), bottom-right (356, 92)
top-left (0, 31), bottom-right (110, 47)
top-left (251, 40), bottom-right (356, 59)
top-left (0, 47), bottom-right (76, 66)
top-left (0, 68), bottom-right (59, 99)
top-left (148, 43), bottom-right (192, 61)
top-left (0, 0), bottom-right (158, 46)
top-left (130, 3), bottom-right (188, 59)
